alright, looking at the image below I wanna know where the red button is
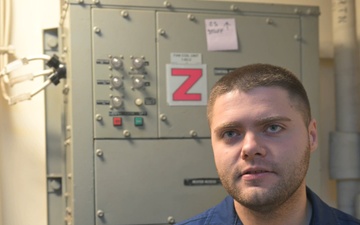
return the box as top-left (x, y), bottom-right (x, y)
top-left (113, 117), bottom-right (122, 126)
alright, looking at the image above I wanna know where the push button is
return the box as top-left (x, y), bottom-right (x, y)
top-left (113, 117), bottom-right (122, 126)
top-left (134, 117), bottom-right (143, 126)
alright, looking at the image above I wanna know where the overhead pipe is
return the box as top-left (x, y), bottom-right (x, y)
top-left (330, 0), bottom-right (360, 218)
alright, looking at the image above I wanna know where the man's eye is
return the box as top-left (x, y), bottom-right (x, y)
top-left (266, 125), bottom-right (282, 133)
top-left (223, 130), bottom-right (238, 138)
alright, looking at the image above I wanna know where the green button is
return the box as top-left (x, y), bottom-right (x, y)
top-left (134, 117), bottom-right (144, 126)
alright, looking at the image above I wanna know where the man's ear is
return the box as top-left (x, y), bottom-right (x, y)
top-left (308, 119), bottom-right (318, 152)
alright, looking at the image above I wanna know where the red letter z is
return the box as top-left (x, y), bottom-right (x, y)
top-left (171, 68), bottom-right (202, 101)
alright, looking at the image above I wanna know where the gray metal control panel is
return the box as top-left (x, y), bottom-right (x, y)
top-left (52, 1), bottom-right (319, 225)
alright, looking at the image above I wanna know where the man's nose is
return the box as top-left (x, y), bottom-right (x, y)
top-left (240, 132), bottom-right (266, 160)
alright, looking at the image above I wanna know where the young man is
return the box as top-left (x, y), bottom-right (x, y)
top-left (177, 64), bottom-right (360, 225)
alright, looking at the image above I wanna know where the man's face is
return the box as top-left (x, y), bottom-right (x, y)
top-left (210, 86), bottom-right (317, 212)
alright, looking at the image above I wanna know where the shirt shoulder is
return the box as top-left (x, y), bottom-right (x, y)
top-left (175, 207), bottom-right (214, 225)
top-left (307, 187), bottom-right (360, 225)
top-left (331, 207), bottom-right (360, 225)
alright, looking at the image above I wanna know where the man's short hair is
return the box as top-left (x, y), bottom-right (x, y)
top-left (207, 63), bottom-right (311, 125)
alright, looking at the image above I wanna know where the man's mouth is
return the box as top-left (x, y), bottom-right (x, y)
top-left (241, 167), bottom-right (273, 176)
top-left (243, 170), bottom-right (269, 174)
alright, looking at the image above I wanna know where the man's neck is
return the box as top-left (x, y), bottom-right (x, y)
top-left (234, 186), bottom-right (312, 225)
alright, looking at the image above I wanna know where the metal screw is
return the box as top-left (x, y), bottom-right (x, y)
top-left (164, 1), bottom-right (171, 7)
top-left (230, 4), bottom-right (239, 11)
top-left (121, 10), bottom-right (129, 18)
top-left (190, 130), bottom-right (198, 137)
top-left (187, 14), bottom-right (195, 21)
top-left (93, 0), bottom-right (100, 4)
top-left (78, 0), bottom-right (84, 3)
top-left (167, 216), bottom-right (175, 224)
top-left (123, 130), bottom-right (131, 137)
top-left (97, 210), bottom-right (104, 217)
top-left (266, 18), bottom-right (273, 25)
top-left (96, 149), bottom-right (103, 157)
top-left (294, 8), bottom-right (301, 14)
top-left (95, 114), bottom-right (103, 121)
top-left (93, 26), bottom-right (101, 33)
top-left (294, 34), bottom-right (301, 41)
top-left (158, 29), bottom-right (166, 36)
top-left (159, 114), bottom-right (167, 121)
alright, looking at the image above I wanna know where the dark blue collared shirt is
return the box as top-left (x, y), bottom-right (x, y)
top-left (177, 187), bottom-right (360, 225)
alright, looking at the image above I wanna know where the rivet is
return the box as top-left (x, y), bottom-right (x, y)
top-left (187, 14), bottom-right (195, 21)
top-left (266, 18), bottom-right (273, 25)
top-left (121, 10), bottom-right (129, 18)
top-left (93, 26), bottom-right (101, 33)
top-left (189, 130), bottom-right (198, 137)
top-left (158, 29), bottom-right (166, 36)
top-left (230, 4), bottom-right (239, 11)
top-left (95, 114), bottom-right (103, 121)
top-left (160, 114), bottom-right (167, 121)
top-left (123, 130), bottom-right (131, 137)
top-left (164, 1), bottom-right (171, 7)
top-left (167, 216), bottom-right (175, 224)
top-left (97, 210), bottom-right (104, 217)
top-left (294, 8), bottom-right (301, 14)
top-left (96, 149), bottom-right (103, 157)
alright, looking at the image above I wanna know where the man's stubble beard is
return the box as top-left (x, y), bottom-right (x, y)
top-left (218, 142), bottom-right (311, 213)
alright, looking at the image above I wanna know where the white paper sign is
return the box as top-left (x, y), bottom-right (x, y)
top-left (205, 18), bottom-right (238, 51)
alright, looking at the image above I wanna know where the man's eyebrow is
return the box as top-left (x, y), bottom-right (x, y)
top-left (253, 116), bottom-right (292, 126)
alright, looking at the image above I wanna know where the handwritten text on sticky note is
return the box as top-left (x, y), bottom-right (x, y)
top-left (205, 18), bottom-right (238, 51)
